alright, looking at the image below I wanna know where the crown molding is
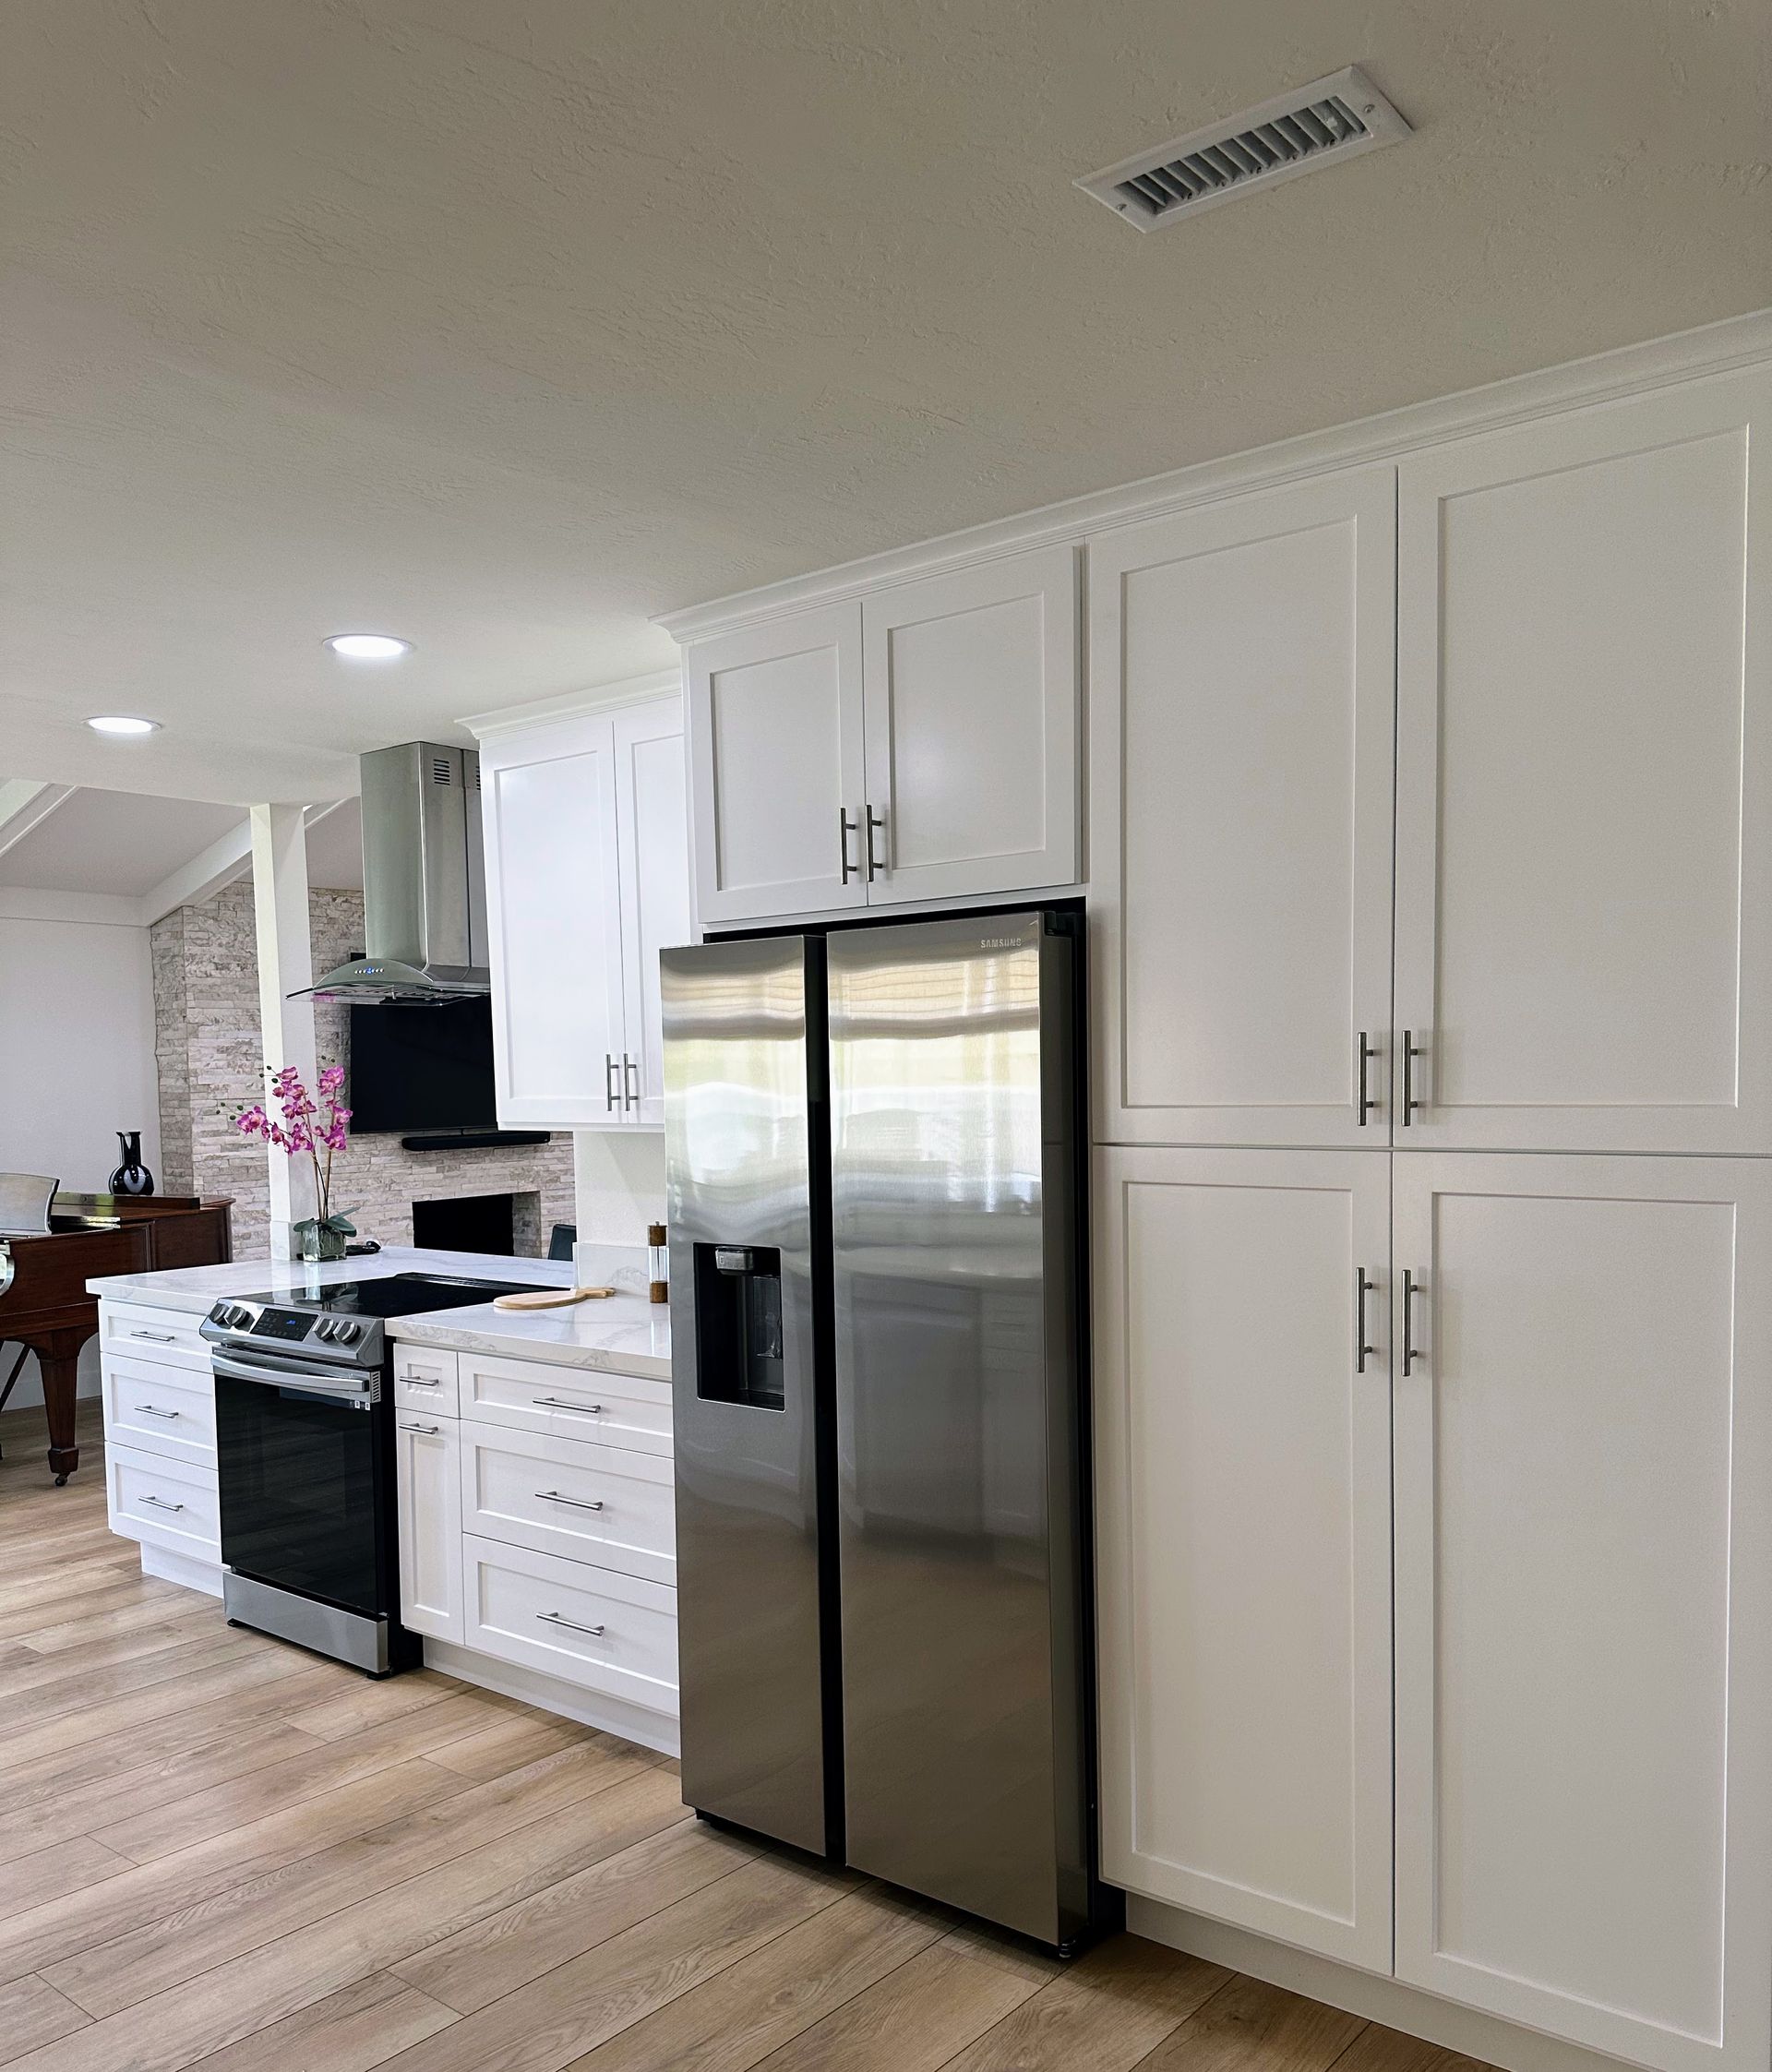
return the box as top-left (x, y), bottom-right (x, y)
top-left (461, 668), bottom-right (681, 741)
top-left (654, 306), bottom-right (1772, 645)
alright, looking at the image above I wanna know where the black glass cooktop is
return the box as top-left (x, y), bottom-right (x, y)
top-left (249, 1273), bottom-right (538, 1319)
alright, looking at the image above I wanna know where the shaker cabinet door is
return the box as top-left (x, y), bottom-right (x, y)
top-left (1392, 1154), bottom-right (1772, 2072)
top-left (1090, 465), bottom-right (1396, 1149)
top-left (1394, 367), bottom-right (1772, 1153)
top-left (395, 1412), bottom-right (463, 1646)
top-left (859, 545), bottom-right (1078, 904)
top-left (613, 701), bottom-right (692, 1128)
top-left (1094, 1144), bottom-right (1394, 1972)
top-left (687, 604), bottom-right (867, 924)
top-left (482, 713), bottom-right (627, 1128)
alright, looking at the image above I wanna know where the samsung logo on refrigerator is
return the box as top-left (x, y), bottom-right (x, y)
top-left (978, 936), bottom-right (1024, 950)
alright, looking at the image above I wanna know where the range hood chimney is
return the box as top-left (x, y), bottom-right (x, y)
top-left (301, 743), bottom-right (490, 1004)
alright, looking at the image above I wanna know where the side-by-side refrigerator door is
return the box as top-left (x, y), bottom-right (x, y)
top-left (828, 911), bottom-right (1089, 1948)
top-left (662, 935), bottom-right (833, 1857)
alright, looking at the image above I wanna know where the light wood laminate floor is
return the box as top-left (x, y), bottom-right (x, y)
top-left (0, 1402), bottom-right (1493, 2072)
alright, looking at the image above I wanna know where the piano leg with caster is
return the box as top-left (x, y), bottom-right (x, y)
top-left (35, 1327), bottom-right (90, 1484)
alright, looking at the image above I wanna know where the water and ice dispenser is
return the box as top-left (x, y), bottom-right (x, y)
top-left (692, 1244), bottom-right (785, 1410)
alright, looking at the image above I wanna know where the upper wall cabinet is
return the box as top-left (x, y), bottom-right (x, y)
top-left (688, 603), bottom-right (867, 925)
top-left (1395, 367), bottom-right (1772, 1154)
top-left (1090, 464), bottom-right (1397, 1149)
top-left (687, 545), bottom-right (1079, 927)
top-left (860, 547), bottom-right (1078, 905)
top-left (479, 696), bottom-right (690, 1131)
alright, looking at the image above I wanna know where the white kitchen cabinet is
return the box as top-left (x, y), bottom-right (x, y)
top-left (859, 546), bottom-right (1077, 904)
top-left (476, 694), bottom-right (689, 1131)
top-left (687, 546), bottom-right (1079, 926)
top-left (1394, 367), bottom-right (1772, 1155)
top-left (613, 701), bottom-right (692, 1127)
top-left (1094, 1144), bottom-right (1394, 1973)
top-left (1392, 1154), bottom-right (1772, 2072)
top-left (395, 1409), bottom-right (463, 1645)
top-left (688, 603), bottom-right (867, 925)
top-left (1090, 466), bottom-right (1396, 1149)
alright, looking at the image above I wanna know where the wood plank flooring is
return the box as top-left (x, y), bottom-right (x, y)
top-left (0, 1399), bottom-right (1496, 2072)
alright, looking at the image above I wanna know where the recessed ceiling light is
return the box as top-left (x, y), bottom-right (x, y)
top-left (86, 714), bottom-right (161, 736)
top-left (325, 633), bottom-right (413, 661)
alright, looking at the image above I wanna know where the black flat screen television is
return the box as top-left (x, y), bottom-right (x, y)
top-left (347, 998), bottom-right (497, 1134)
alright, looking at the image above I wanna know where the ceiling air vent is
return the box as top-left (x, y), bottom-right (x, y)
top-left (1076, 66), bottom-right (1409, 232)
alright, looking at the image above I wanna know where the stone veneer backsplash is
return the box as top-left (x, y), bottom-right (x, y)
top-left (150, 882), bottom-right (574, 1258)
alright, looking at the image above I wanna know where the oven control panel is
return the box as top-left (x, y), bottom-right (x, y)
top-left (250, 1307), bottom-right (315, 1341)
top-left (202, 1299), bottom-right (375, 1360)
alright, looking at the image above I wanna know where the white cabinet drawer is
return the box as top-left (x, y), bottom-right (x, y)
top-left (393, 1344), bottom-right (461, 1418)
top-left (106, 1443), bottom-right (221, 1563)
top-left (100, 1300), bottom-right (210, 1372)
top-left (458, 1352), bottom-right (673, 1458)
top-left (460, 1419), bottom-right (676, 1586)
top-left (462, 1534), bottom-right (677, 1717)
top-left (102, 1353), bottom-right (216, 1468)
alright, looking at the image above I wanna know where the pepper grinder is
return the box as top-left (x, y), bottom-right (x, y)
top-left (648, 1223), bottom-right (668, 1304)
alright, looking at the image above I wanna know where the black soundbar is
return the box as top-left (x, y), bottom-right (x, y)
top-left (398, 1130), bottom-right (553, 1152)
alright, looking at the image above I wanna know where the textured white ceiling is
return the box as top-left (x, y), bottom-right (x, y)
top-left (3, 0), bottom-right (1766, 803)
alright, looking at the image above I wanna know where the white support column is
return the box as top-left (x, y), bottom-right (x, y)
top-left (250, 804), bottom-right (317, 1260)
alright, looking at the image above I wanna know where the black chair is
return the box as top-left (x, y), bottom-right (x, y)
top-left (547, 1223), bottom-right (578, 1263)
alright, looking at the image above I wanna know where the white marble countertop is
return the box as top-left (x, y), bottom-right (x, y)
top-left (87, 1243), bottom-right (672, 1382)
top-left (388, 1290), bottom-right (671, 1383)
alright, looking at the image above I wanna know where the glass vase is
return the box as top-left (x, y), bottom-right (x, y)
top-left (293, 1219), bottom-right (348, 1264)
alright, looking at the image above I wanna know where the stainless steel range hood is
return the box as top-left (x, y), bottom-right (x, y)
top-left (300, 743), bottom-right (490, 1004)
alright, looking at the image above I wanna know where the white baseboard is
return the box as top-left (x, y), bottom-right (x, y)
top-left (1126, 1898), bottom-right (1638, 2072)
top-left (424, 1637), bottom-right (680, 1758)
top-left (138, 1543), bottom-right (224, 1598)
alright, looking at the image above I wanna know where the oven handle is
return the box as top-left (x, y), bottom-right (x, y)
top-left (210, 1349), bottom-right (377, 1405)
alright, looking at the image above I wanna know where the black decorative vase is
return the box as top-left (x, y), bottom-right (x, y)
top-left (109, 1130), bottom-right (155, 1198)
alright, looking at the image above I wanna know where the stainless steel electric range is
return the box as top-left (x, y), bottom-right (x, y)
top-left (199, 1272), bottom-right (533, 1674)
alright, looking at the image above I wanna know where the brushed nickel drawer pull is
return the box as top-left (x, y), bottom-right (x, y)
top-left (535, 1397), bottom-right (602, 1414)
top-left (401, 1376), bottom-right (441, 1387)
top-left (130, 1330), bottom-right (176, 1343)
top-left (139, 1493), bottom-right (186, 1513)
top-left (401, 1422), bottom-right (440, 1435)
top-left (536, 1490), bottom-right (605, 1512)
top-left (538, 1611), bottom-right (605, 1637)
top-left (137, 1404), bottom-right (182, 1419)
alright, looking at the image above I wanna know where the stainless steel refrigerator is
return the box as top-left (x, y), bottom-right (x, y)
top-left (663, 910), bottom-right (1102, 1950)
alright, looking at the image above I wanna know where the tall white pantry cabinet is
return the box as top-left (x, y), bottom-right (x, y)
top-left (1091, 356), bottom-right (1772, 2072)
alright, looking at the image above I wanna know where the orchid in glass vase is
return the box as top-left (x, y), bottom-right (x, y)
top-left (234, 1064), bottom-right (357, 1263)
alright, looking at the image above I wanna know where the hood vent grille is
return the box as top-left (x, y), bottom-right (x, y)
top-left (1077, 66), bottom-right (1409, 232)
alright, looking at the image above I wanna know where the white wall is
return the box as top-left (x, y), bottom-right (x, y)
top-left (572, 1129), bottom-right (665, 1245)
top-left (0, 913), bottom-right (161, 1407)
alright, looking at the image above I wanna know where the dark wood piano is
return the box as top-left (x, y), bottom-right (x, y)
top-left (0, 1194), bottom-right (232, 1484)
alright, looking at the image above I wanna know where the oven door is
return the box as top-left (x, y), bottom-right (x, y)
top-left (212, 1347), bottom-right (386, 1618)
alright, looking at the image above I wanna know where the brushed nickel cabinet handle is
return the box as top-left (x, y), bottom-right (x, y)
top-left (1357, 1033), bottom-right (1379, 1124)
top-left (605, 1054), bottom-right (619, 1112)
top-left (538, 1611), bottom-right (605, 1637)
top-left (839, 808), bottom-right (859, 883)
top-left (622, 1055), bottom-right (640, 1111)
top-left (1401, 1031), bottom-right (1427, 1124)
top-left (536, 1490), bottom-right (605, 1512)
top-left (865, 806), bottom-right (885, 880)
top-left (140, 1493), bottom-right (186, 1513)
top-left (401, 1376), bottom-right (440, 1388)
top-left (131, 1330), bottom-right (176, 1343)
top-left (1402, 1269), bottom-right (1425, 1375)
top-left (136, 1404), bottom-right (181, 1419)
top-left (535, 1397), bottom-right (602, 1414)
top-left (1355, 1269), bottom-right (1377, 1374)
top-left (401, 1421), bottom-right (440, 1435)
